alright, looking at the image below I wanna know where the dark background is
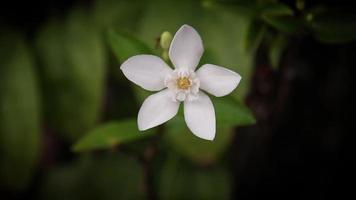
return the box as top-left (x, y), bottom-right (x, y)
top-left (234, 37), bottom-right (354, 199)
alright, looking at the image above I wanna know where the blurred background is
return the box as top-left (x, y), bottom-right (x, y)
top-left (1, 0), bottom-right (354, 199)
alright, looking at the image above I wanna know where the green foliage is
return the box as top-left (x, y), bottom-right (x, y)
top-left (200, 6), bottom-right (255, 100)
top-left (107, 29), bottom-right (153, 101)
top-left (41, 154), bottom-right (144, 200)
top-left (165, 98), bottom-right (255, 163)
top-left (107, 29), bottom-right (153, 63)
top-left (0, 32), bottom-right (41, 190)
top-left (268, 34), bottom-right (289, 70)
top-left (245, 20), bottom-right (266, 54)
top-left (73, 119), bottom-right (154, 152)
top-left (35, 8), bottom-right (107, 141)
top-left (93, 0), bottom-right (146, 31)
top-left (306, 8), bottom-right (356, 44)
top-left (3, 0), bottom-right (355, 198)
top-left (158, 155), bottom-right (231, 199)
top-left (260, 3), bottom-right (303, 34)
top-left (165, 121), bottom-right (234, 164)
top-left (261, 3), bottom-right (294, 16)
top-left (214, 97), bottom-right (256, 127)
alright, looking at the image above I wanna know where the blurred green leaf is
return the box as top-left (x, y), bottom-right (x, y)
top-left (262, 16), bottom-right (303, 34)
top-left (214, 97), bottom-right (256, 127)
top-left (41, 153), bottom-right (144, 200)
top-left (245, 20), bottom-right (266, 53)
top-left (268, 34), bottom-right (288, 70)
top-left (138, 0), bottom-right (201, 47)
top-left (260, 3), bottom-right (303, 33)
top-left (0, 32), bottom-right (41, 190)
top-left (307, 8), bottom-right (356, 44)
top-left (108, 29), bottom-right (153, 63)
top-left (36, 8), bottom-right (106, 141)
top-left (165, 97), bottom-right (255, 164)
top-left (93, 0), bottom-right (146, 31)
top-left (158, 155), bottom-right (231, 199)
top-left (107, 29), bottom-right (154, 102)
top-left (261, 3), bottom-right (294, 16)
top-left (165, 120), bottom-right (233, 164)
top-left (73, 119), bottom-right (154, 152)
top-left (199, 6), bottom-right (255, 100)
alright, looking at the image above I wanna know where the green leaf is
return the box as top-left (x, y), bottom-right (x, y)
top-left (268, 34), bottom-right (289, 70)
top-left (107, 29), bottom-right (153, 63)
top-left (199, 6), bottom-right (255, 100)
top-left (41, 153), bottom-right (144, 200)
top-left (165, 121), bottom-right (234, 164)
top-left (0, 31), bottom-right (41, 190)
top-left (137, 0), bottom-right (201, 47)
top-left (306, 8), bottom-right (356, 44)
top-left (107, 29), bottom-right (154, 102)
top-left (158, 155), bottom-right (231, 199)
top-left (72, 119), bottom-right (154, 152)
top-left (260, 3), bottom-right (303, 34)
top-left (245, 20), bottom-right (266, 54)
top-left (214, 97), bottom-right (256, 127)
top-left (93, 0), bottom-right (146, 31)
top-left (261, 3), bottom-right (294, 16)
top-left (35, 8), bottom-right (106, 141)
top-left (165, 96), bottom-right (255, 164)
top-left (262, 16), bottom-right (303, 34)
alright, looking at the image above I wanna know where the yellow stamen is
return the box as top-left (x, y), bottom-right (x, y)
top-left (177, 77), bottom-right (191, 89)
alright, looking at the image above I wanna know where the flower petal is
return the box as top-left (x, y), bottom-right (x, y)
top-left (169, 24), bottom-right (204, 70)
top-left (184, 92), bottom-right (215, 140)
top-left (138, 89), bottom-right (179, 130)
top-left (196, 64), bottom-right (241, 97)
top-left (120, 55), bottom-right (172, 91)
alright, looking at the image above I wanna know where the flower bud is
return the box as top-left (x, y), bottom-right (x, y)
top-left (160, 31), bottom-right (172, 50)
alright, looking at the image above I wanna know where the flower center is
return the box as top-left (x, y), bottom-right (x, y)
top-left (165, 69), bottom-right (200, 102)
top-left (177, 77), bottom-right (191, 89)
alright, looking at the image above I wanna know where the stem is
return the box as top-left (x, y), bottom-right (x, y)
top-left (142, 125), bottom-right (165, 200)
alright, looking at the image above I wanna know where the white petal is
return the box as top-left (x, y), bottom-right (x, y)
top-left (138, 89), bottom-right (179, 130)
top-left (169, 24), bottom-right (204, 70)
top-left (196, 64), bottom-right (241, 97)
top-left (184, 92), bottom-right (215, 140)
top-left (120, 55), bottom-right (172, 91)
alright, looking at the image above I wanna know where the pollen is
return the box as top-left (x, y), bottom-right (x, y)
top-left (177, 77), bottom-right (191, 89)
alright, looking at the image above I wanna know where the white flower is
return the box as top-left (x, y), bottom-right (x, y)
top-left (120, 24), bottom-right (241, 140)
